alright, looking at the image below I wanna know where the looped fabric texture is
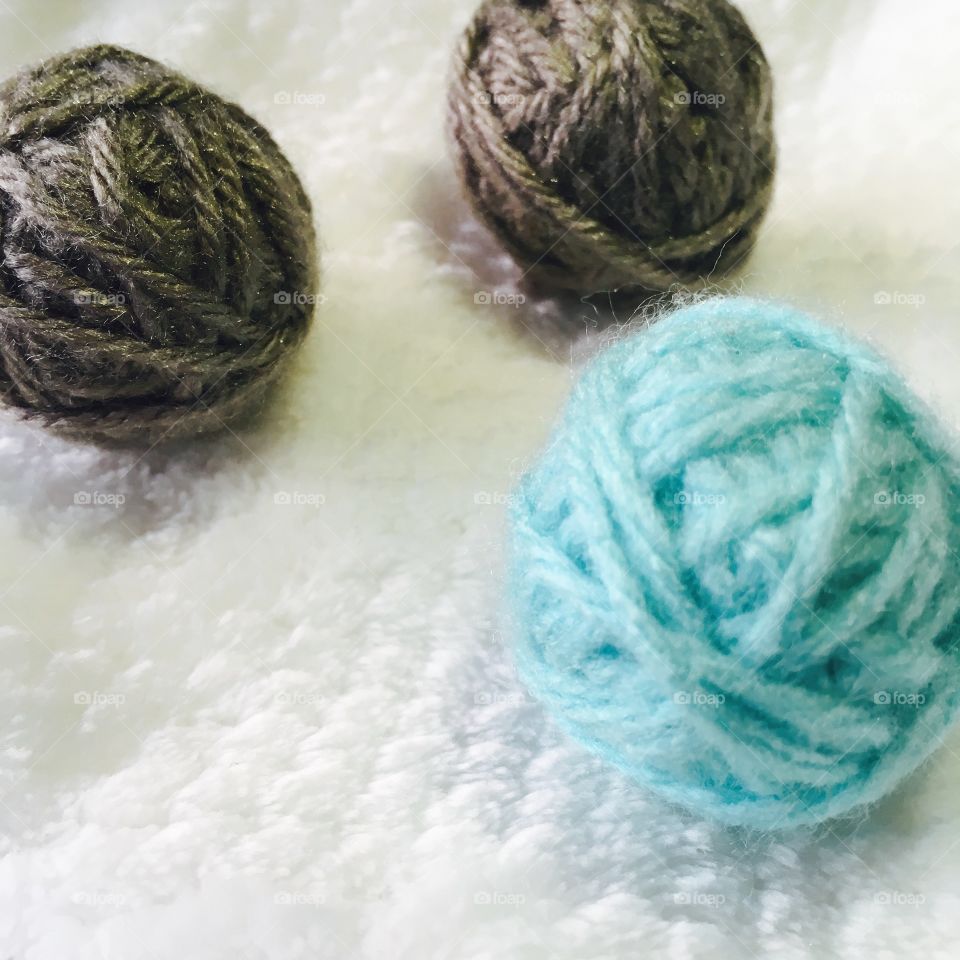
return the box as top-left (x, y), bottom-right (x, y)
top-left (448, 0), bottom-right (775, 295)
top-left (508, 298), bottom-right (960, 829)
top-left (0, 44), bottom-right (317, 444)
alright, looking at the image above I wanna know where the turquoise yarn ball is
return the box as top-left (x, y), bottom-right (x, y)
top-left (508, 298), bottom-right (960, 829)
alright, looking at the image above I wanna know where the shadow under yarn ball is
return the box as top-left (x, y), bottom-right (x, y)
top-left (448, 0), bottom-right (775, 296)
top-left (0, 44), bottom-right (317, 444)
top-left (509, 298), bottom-right (960, 830)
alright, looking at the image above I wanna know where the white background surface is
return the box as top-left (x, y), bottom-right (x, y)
top-left (1, 0), bottom-right (959, 956)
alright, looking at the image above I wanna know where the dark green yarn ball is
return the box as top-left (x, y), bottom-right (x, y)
top-left (0, 44), bottom-right (318, 444)
top-left (448, 0), bottom-right (775, 296)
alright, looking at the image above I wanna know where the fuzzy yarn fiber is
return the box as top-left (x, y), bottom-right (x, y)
top-left (0, 44), bottom-right (317, 444)
top-left (448, 0), bottom-right (775, 295)
top-left (508, 298), bottom-right (960, 829)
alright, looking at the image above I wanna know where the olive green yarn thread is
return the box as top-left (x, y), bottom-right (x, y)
top-left (448, 0), bottom-right (776, 295)
top-left (0, 44), bottom-right (318, 444)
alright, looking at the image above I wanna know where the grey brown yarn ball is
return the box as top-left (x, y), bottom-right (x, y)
top-left (448, 0), bottom-right (775, 295)
top-left (0, 44), bottom-right (317, 444)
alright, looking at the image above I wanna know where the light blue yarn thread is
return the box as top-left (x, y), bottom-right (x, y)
top-left (508, 297), bottom-right (960, 830)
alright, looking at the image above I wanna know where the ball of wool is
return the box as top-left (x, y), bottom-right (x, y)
top-left (508, 298), bottom-right (960, 829)
top-left (0, 44), bottom-right (317, 444)
top-left (448, 0), bottom-right (775, 296)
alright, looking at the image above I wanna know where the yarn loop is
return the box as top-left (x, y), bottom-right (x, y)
top-left (0, 45), bottom-right (317, 443)
top-left (509, 298), bottom-right (960, 829)
top-left (448, 0), bottom-right (775, 295)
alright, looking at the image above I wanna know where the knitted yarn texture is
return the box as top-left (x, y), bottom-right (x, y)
top-left (448, 0), bottom-right (775, 295)
top-left (0, 44), bottom-right (317, 444)
top-left (508, 298), bottom-right (960, 829)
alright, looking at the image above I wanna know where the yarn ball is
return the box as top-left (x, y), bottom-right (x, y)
top-left (448, 0), bottom-right (775, 296)
top-left (0, 44), bottom-right (317, 444)
top-left (508, 298), bottom-right (960, 829)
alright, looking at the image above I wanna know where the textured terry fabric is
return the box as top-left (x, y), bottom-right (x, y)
top-left (448, 0), bottom-right (775, 294)
top-left (1, 0), bottom-right (960, 958)
top-left (0, 44), bottom-right (317, 444)
top-left (508, 297), bottom-right (960, 830)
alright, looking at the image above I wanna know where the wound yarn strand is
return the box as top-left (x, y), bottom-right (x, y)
top-left (508, 298), bottom-right (960, 830)
top-left (448, 0), bottom-right (775, 295)
top-left (0, 44), bottom-right (318, 444)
